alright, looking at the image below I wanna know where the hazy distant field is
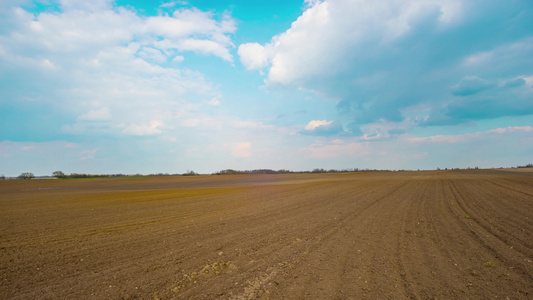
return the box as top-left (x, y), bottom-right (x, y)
top-left (1, 170), bottom-right (532, 299)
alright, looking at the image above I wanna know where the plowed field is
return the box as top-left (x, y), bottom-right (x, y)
top-left (1, 170), bottom-right (532, 299)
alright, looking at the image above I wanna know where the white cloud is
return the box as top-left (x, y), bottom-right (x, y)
top-left (487, 126), bottom-right (533, 134)
top-left (173, 55), bottom-right (185, 62)
top-left (408, 126), bottom-right (533, 144)
top-left (41, 59), bottom-right (55, 69)
top-left (180, 115), bottom-right (273, 131)
top-left (0, 2), bottom-right (238, 139)
top-left (208, 96), bottom-right (221, 106)
top-left (297, 125), bottom-right (533, 170)
top-left (238, 42), bottom-right (269, 70)
top-left (305, 120), bottom-right (332, 131)
top-left (463, 51), bottom-right (493, 66)
top-left (81, 148), bottom-right (100, 160)
top-left (78, 107), bottom-right (112, 121)
top-left (176, 38), bottom-right (233, 62)
top-left (0, 3), bottom-right (235, 67)
top-left (232, 142), bottom-right (252, 158)
top-left (142, 9), bottom-right (236, 62)
top-left (122, 121), bottom-right (163, 136)
top-left (522, 76), bottom-right (533, 86)
top-left (137, 47), bottom-right (168, 63)
top-left (59, 0), bottom-right (113, 12)
top-left (237, 0), bottom-right (533, 133)
top-left (239, 0), bottom-right (464, 86)
top-left (302, 120), bottom-right (344, 136)
top-left (160, 1), bottom-right (188, 9)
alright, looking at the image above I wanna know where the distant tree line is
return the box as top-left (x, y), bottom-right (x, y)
top-left (4, 163), bottom-right (532, 181)
top-left (212, 168), bottom-right (387, 175)
top-left (437, 166), bottom-right (479, 171)
top-left (182, 170), bottom-right (200, 176)
top-left (213, 169), bottom-right (292, 175)
top-left (51, 171), bottom-right (199, 178)
top-left (517, 163), bottom-right (533, 168)
top-left (147, 173), bottom-right (180, 176)
top-left (51, 171), bottom-right (127, 179)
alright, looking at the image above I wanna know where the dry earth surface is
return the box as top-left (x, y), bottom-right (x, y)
top-left (1, 170), bottom-right (532, 299)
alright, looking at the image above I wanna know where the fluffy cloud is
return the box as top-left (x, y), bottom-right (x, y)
top-left (305, 120), bottom-right (332, 131)
top-left (0, 0), bottom-right (236, 141)
top-left (239, 0), bottom-right (533, 130)
top-left (2, 2), bottom-right (236, 62)
top-left (238, 43), bottom-right (270, 70)
top-left (302, 120), bottom-right (344, 136)
top-left (240, 0), bottom-right (465, 83)
top-left (149, 8), bottom-right (236, 62)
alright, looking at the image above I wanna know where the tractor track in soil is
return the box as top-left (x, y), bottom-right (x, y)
top-left (1, 170), bottom-right (532, 299)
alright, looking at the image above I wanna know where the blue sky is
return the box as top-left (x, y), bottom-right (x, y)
top-left (1, 0), bottom-right (532, 176)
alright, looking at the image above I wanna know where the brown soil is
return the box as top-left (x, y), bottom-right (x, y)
top-left (1, 170), bottom-right (532, 299)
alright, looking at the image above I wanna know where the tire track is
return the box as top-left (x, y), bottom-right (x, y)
top-left (449, 180), bottom-right (533, 260)
top-left (228, 179), bottom-right (413, 299)
top-left (397, 179), bottom-right (472, 299)
top-left (446, 180), bottom-right (533, 297)
top-left (2, 171), bottom-right (532, 299)
top-left (483, 178), bottom-right (533, 198)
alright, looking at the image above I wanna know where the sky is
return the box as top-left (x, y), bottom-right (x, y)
top-left (1, 0), bottom-right (532, 176)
